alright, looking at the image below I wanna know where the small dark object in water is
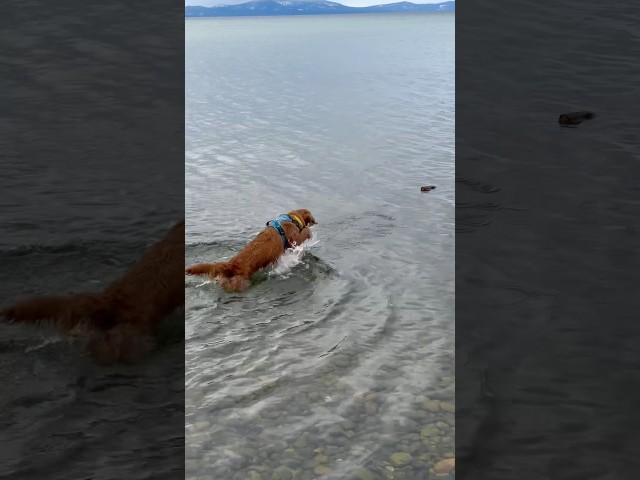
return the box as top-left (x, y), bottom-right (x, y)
top-left (420, 185), bottom-right (436, 192)
top-left (558, 111), bottom-right (595, 126)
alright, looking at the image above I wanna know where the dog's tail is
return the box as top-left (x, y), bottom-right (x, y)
top-left (1, 293), bottom-right (115, 331)
top-left (185, 261), bottom-right (234, 278)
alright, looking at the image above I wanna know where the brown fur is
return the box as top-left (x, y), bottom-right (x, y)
top-left (186, 209), bottom-right (317, 292)
top-left (1, 221), bottom-right (185, 363)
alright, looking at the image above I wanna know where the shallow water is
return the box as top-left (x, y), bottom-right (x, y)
top-left (186, 13), bottom-right (455, 480)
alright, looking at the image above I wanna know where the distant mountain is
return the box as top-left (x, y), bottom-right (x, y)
top-left (185, 0), bottom-right (454, 17)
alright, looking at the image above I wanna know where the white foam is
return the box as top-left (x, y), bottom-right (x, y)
top-left (196, 279), bottom-right (213, 288)
top-left (270, 232), bottom-right (319, 277)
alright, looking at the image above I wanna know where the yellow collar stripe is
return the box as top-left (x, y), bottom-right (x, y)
top-left (290, 214), bottom-right (304, 230)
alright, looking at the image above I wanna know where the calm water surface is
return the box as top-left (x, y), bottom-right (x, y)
top-left (0, 2), bottom-right (183, 478)
top-left (186, 13), bottom-right (454, 480)
top-left (456, 1), bottom-right (640, 477)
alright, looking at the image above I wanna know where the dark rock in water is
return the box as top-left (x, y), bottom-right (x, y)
top-left (558, 111), bottom-right (595, 126)
top-left (421, 185), bottom-right (436, 192)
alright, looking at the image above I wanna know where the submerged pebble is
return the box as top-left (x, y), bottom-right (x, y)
top-left (433, 457), bottom-right (455, 476)
top-left (314, 465), bottom-right (332, 476)
top-left (352, 468), bottom-right (375, 480)
top-left (389, 452), bottom-right (412, 467)
top-left (439, 401), bottom-right (455, 413)
top-left (422, 399), bottom-right (441, 412)
top-left (314, 454), bottom-right (329, 465)
top-left (272, 466), bottom-right (295, 480)
top-left (420, 425), bottom-right (439, 439)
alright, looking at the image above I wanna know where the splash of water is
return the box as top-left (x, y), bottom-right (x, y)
top-left (270, 233), bottom-right (319, 277)
top-left (196, 279), bottom-right (213, 288)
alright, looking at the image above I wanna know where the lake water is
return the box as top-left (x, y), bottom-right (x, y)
top-left (186, 13), bottom-right (455, 480)
top-left (455, 1), bottom-right (640, 477)
top-left (0, 2), bottom-right (184, 478)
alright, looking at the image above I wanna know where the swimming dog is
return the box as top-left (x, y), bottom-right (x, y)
top-left (185, 209), bottom-right (316, 292)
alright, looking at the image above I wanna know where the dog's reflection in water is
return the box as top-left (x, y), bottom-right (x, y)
top-left (2, 221), bottom-right (185, 364)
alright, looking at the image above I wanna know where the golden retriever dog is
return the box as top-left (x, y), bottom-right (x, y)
top-left (186, 209), bottom-right (317, 292)
top-left (1, 221), bottom-right (185, 364)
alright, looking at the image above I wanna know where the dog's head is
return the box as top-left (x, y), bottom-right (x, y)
top-left (289, 208), bottom-right (317, 227)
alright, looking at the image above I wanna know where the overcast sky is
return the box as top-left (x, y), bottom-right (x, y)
top-left (187, 0), bottom-right (447, 8)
